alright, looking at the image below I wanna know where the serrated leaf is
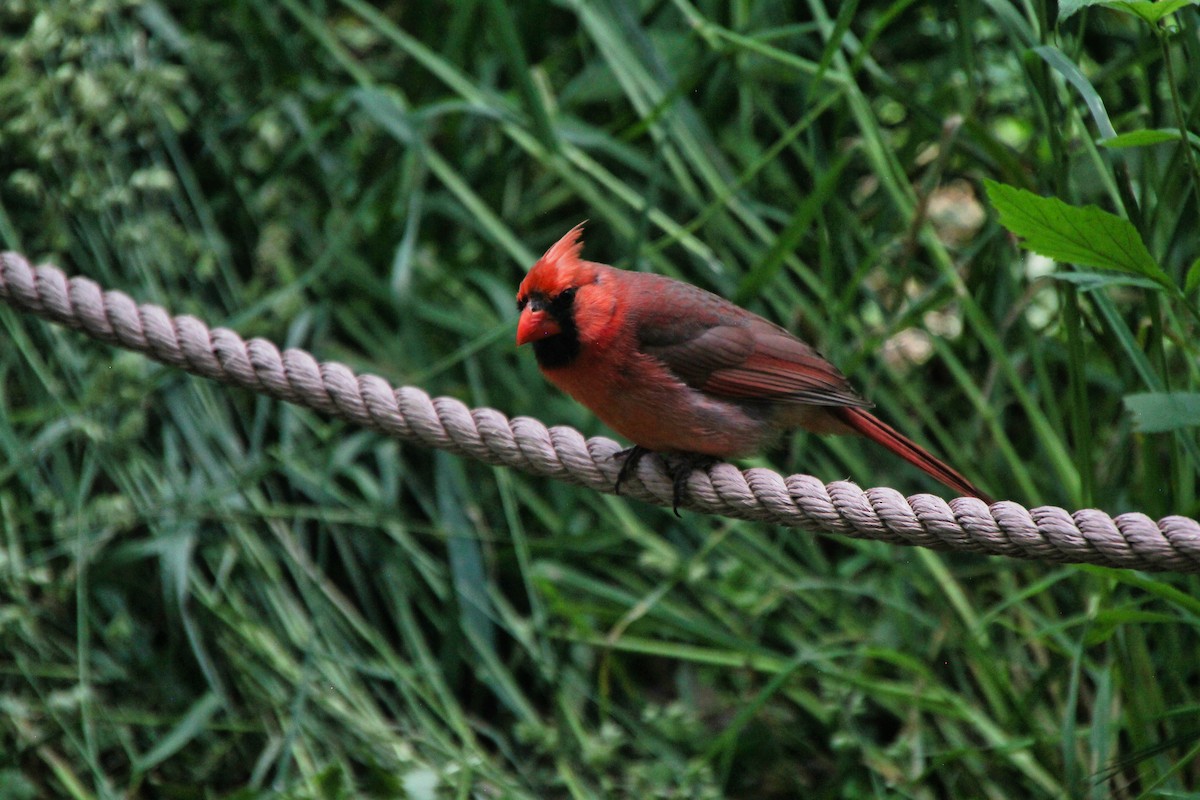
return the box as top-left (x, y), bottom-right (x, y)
top-left (984, 180), bottom-right (1173, 290)
top-left (1062, 0), bottom-right (1200, 23)
top-left (1186, 258), bottom-right (1200, 296)
top-left (1058, 0), bottom-right (1105, 20)
top-left (1107, 0), bottom-right (1198, 24)
top-left (1124, 392), bottom-right (1200, 433)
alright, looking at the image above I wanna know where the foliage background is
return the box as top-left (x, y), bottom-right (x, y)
top-left (2, 0), bottom-right (1199, 797)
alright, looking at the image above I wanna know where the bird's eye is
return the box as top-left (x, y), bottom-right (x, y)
top-left (559, 287), bottom-right (577, 303)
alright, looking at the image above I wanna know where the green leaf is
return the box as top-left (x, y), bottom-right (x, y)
top-left (1102, 127), bottom-right (1200, 150)
top-left (1186, 258), bottom-right (1200, 296)
top-left (1085, 609), bottom-right (1184, 646)
top-left (1124, 393), bottom-right (1200, 433)
top-left (1058, 0), bottom-right (1104, 20)
top-left (1034, 46), bottom-right (1116, 140)
top-left (984, 180), bottom-right (1173, 290)
top-left (1102, 129), bottom-right (1180, 148)
top-left (1107, 0), bottom-right (1198, 24)
top-left (1049, 271), bottom-right (1164, 292)
top-left (131, 693), bottom-right (223, 774)
top-left (1061, 0), bottom-right (1200, 23)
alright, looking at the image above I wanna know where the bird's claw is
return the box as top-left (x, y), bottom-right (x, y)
top-left (613, 447), bottom-right (716, 517)
top-left (614, 445), bottom-right (650, 496)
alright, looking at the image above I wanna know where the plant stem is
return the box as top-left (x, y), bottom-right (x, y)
top-left (1159, 24), bottom-right (1200, 227)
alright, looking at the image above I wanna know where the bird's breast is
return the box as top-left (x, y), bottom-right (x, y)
top-left (540, 342), bottom-right (775, 458)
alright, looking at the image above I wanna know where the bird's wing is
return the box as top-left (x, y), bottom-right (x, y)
top-left (630, 278), bottom-right (870, 408)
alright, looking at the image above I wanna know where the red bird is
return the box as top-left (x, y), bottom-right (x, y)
top-left (516, 224), bottom-right (992, 510)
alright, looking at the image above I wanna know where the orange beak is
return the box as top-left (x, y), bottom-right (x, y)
top-left (516, 307), bottom-right (561, 345)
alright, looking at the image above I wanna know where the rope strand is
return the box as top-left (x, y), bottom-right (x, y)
top-left (3, 250), bottom-right (1198, 573)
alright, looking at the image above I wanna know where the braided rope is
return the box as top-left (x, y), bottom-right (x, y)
top-left (2, 251), bottom-right (1199, 573)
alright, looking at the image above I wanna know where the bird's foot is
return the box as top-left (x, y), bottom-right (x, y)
top-left (664, 453), bottom-right (718, 516)
top-left (614, 445), bottom-right (651, 496)
top-left (614, 447), bottom-right (717, 517)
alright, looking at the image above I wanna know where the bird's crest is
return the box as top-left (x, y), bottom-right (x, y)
top-left (519, 222), bottom-right (594, 297)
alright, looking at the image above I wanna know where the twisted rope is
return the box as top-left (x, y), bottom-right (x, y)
top-left (3, 251), bottom-right (1199, 573)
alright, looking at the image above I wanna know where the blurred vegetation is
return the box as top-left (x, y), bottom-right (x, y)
top-left (1, 0), bottom-right (1199, 797)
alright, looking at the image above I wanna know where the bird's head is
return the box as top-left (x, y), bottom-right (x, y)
top-left (515, 223), bottom-right (599, 366)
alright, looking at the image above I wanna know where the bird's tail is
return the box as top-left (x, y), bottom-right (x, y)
top-left (837, 407), bottom-right (993, 504)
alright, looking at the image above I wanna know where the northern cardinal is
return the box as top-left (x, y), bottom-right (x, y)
top-left (516, 224), bottom-right (992, 510)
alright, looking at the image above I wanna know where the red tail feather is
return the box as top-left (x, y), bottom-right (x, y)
top-left (837, 407), bottom-right (992, 503)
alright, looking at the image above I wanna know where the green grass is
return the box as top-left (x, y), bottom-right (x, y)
top-left (2, 0), bottom-right (1199, 797)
